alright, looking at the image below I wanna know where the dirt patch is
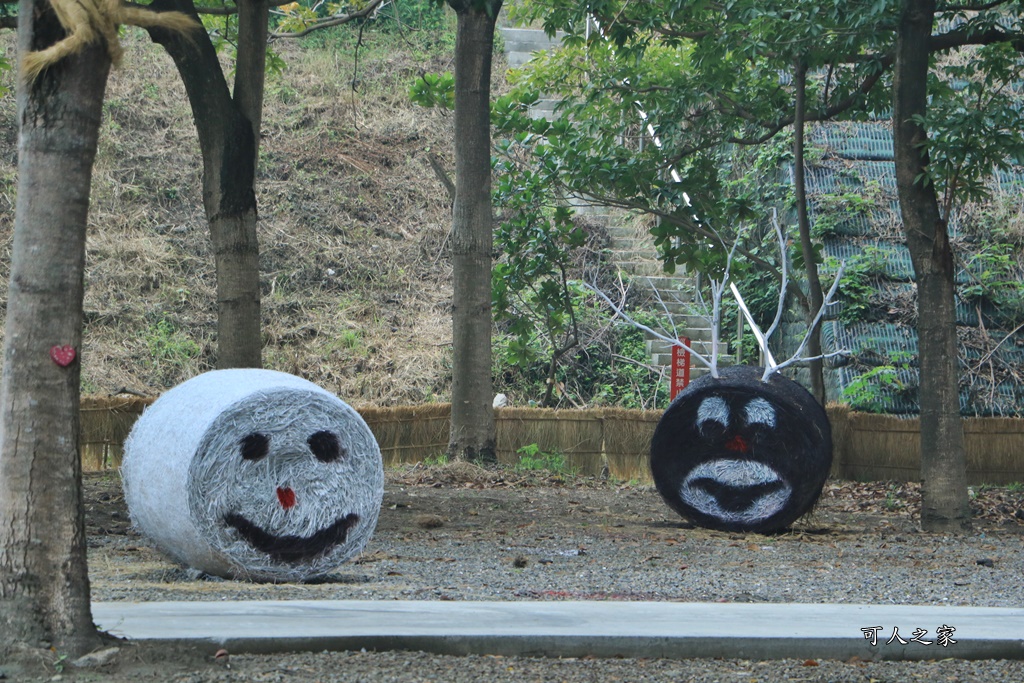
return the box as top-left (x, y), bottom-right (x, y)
top-left (83, 467), bottom-right (1024, 547)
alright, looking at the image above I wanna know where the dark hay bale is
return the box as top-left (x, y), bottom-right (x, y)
top-left (650, 365), bottom-right (832, 533)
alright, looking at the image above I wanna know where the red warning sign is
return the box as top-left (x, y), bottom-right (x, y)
top-left (670, 337), bottom-right (691, 400)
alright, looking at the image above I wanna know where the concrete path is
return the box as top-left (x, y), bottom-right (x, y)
top-left (92, 600), bottom-right (1024, 661)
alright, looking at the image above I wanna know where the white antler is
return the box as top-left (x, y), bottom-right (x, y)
top-left (588, 212), bottom-right (849, 385)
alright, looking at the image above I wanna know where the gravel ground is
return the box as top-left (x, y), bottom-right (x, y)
top-left (9, 465), bottom-right (1020, 682)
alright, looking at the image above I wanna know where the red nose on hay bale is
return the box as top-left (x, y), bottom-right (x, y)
top-left (650, 365), bottom-right (832, 533)
top-left (122, 369), bottom-right (384, 581)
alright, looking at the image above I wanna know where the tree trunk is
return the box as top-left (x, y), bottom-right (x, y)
top-left (892, 0), bottom-right (971, 532)
top-left (0, 4), bottom-right (109, 656)
top-left (446, 0), bottom-right (502, 462)
top-left (235, 0), bottom-right (269, 165)
top-left (149, 0), bottom-right (263, 369)
top-left (793, 60), bottom-right (826, 405)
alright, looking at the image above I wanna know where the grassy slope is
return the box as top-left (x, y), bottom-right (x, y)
top-left (0, 22), bottom-right (476, 405)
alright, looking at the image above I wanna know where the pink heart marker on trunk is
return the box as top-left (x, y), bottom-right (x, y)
top-left (49, 345), bottom-right (77, 367)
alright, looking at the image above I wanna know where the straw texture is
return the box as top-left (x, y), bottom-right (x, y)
top-left (650, 366), bottom-right (833, 532)
top-left (122, 369), bottom-right (383, 581)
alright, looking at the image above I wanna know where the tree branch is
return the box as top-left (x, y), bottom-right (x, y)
top-left (184, 0), bottom-right (296, 16)
top-left (270, 0), bottom-right (387, 38)
top-left (427, 151), bottom-right (455, 203)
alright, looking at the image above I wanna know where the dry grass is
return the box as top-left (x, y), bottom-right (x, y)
top-left (0, 24), bottom-right (478, 404)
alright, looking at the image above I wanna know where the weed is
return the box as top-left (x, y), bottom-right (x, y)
top-left (883, 484), bottom-right (905, 511)
top-left (423, 452), bottom-right (449, 467)
top-left (514, 443), bottom-right (578, 477)
top-left (81, 376), bottom-right (101, 395)
top-left (146, 318), bottom-right (201, 386)
top-left (841, 350), bottom-right (916, 413)
top-left (337, 329), bottom-right (363, 350)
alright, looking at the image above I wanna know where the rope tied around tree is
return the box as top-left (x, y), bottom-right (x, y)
top-left (21, 0), bottom-right (199, 83)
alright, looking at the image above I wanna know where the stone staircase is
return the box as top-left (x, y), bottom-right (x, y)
top-left (499, 27), bottom-right (731, 382)
top-left (602, 222), bottom-right (728, 379)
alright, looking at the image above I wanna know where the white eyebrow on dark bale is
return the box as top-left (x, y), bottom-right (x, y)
top-left (697, 396), bottom-right (729, 429)
top-left (743, 398), bottom-right (776, 427)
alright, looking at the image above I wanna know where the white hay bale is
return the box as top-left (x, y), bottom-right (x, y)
top-left (122, 369), bottom-right (384, 581)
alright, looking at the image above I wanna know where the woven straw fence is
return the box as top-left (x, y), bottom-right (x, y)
top-left (358, 403), bottom-right (451, 466)
top-left (828, 405), bottom-right (1024, 485)
top-left (494, 407), bottom-right (606, 476)
top-left (80, 397), bottom-right (155, 471)
top-left (80, 399), bottom-right (1024, 483)
top-left (601, 408), bottom-right (661, 482)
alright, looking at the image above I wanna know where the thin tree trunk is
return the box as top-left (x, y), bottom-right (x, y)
top-left (446, 0), bottom-right (501, 462)
top-left (793, 59), bottom-right (826, 405)
top-left (149, 0), bottom-right (263, 369)
top-left (235, 0), bottom-right (269, 164)
top-left (0, 5), bottom-right (109, 655)
top-left (892, 0), bottom-right (971, 532)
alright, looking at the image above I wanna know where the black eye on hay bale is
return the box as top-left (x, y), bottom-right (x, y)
top-left (122, 369), bottom-right (384, 582)
top-left (240, 432), bottom-right (271, 461)
top-left (650, 365), bottom-right (832, 533)
top-left (308, 430), bottom-right (345, 463)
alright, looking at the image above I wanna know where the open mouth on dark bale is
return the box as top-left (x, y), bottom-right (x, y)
top-left (688, 477), bottom-right (788, 513)
top-left (224, 512), bottom-right (360, 563)
top-left (679, 459), bottom-right (793, 524)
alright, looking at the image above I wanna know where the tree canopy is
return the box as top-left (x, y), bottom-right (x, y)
top-left (498, 0), bottom-right (1024, 271)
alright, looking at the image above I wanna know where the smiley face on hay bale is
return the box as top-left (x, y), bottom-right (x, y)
top-left (650, 365), bottom-right (832, 533)
top-left (122, 369), bottom-right (384, 581)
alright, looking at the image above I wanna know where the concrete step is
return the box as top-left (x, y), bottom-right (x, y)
top-left (605, 224), bottom-right (644, 236)
top-left (606, 244), bottom-right (650, 258)
top-left (640, 275), bottom-right (696, 292)
top-left (651, 356), bottom-right (733, 370)
top-left (638, 300), bottom-right (694, 316)
top-left (501, 29), bottom-right (566, 69)
top-left (689, 365), bottom-right (713, 380)
top-left (500, 28), bottom-right (564, 53)
top-left (649, 346), bottom-right (717, 365)
top-left (527, 99), bottom-right (561, 120)
top-left (648, 336), bottom-right (717, 355)
top-left (612, 248), bottom-right (660, 263)
top-left (605, 226), bottom-right (653, 243)
top-left (652, 352), bottom-right (736, 368)
top-left (629, 293), bottom-right (701, 316)
top-left (605, 231), bottom-right (648, 245)
top-left (662, 313), bottom-right (713, 329)
top-left (615, 260), bottom-right (668, 276)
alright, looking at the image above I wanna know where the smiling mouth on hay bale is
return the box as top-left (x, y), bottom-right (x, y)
top-left (224, 512), bottom-right (360, 563)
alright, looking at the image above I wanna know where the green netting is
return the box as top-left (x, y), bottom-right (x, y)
top-left (822, 238), bottom-right (915, 281)
top-left (808, 201), bottom-right (901, 237)
top-left (809, 123), bottom-right (893, 161)
top-left (992, 168), bottom-right (1024, 192)
top-left (960, 381), bottom-right (1024, 417)
top-left (956, 301), bottom-right (980, 326)
top-left (957, 296), bottom-right (1019, 328)
top-left (821, 321), bottom-right (917, 367)
top-left (960, 340), bottom-right (1024, 365)
top-left (790, 118), bottom-right (1024, 416)
top-left (833, 365), bottom-right (920, 414)
top-left (805, 162), bottom-right (896, 193)
top-left (832, 365), bottom-right (1024, 416)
